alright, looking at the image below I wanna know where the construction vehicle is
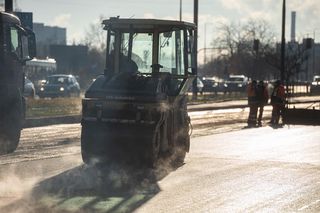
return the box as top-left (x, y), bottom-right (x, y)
top-left (81, 18), bottom-right (196, 167)
top-left (0, 0), bottom-right (36, 154)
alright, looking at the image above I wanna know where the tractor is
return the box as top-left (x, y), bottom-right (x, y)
top-left (81, 18), bottom-right (196, 167)
top-left (0, 0), bottom-right (36, 154)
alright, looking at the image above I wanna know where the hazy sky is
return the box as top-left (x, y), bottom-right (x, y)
top-left (11, 0), bottom-right (320, 49)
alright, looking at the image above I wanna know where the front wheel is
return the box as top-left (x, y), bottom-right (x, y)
top-left (0, 98), bottom-right (23, 154)
top-left (81, 124), bottom-right (101, 165)
top-left (146, 130), bottom-right (161, 168)
top-left (171, 125), bottom-right (189, 166)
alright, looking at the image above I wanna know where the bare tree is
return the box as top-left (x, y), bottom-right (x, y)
top-left (83, 15), bottom-right (107, 51)
top-left (202, 19), bottom-right (277, 80)
top-left (79, 15), bottom-right (107, 88)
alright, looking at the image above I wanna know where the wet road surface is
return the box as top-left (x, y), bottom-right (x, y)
top-left (0, 109), bottom-right (319, 212)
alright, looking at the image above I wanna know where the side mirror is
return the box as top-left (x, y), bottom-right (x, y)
top-left (17, 26), bottom-right (36, 62)
top-left (27, 30), bottom-right (36, 59)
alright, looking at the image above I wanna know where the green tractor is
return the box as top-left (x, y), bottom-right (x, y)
top-left (81, 18), bottom-right (196, 167)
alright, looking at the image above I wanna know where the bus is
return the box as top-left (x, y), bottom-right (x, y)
top-left (24, 58), bottom-right (57, 91)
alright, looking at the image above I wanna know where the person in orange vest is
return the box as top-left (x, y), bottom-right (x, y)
top-left (247, 80), bottom-right (258, 127)
top-left (270, 80), bottom-right (285, 126)
top-left (256, 80), bottom-right (269, 127)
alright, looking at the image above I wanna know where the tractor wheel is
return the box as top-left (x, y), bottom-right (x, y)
top-left (146, 130), bottom-right (161, 168)
top-left (0, 100), bottom-right (22, 154)
top-left (171, 127), bottom-right (189, 166)
top-left (81, 124), bottom-right (96, 165)
top-left (81, 123), bottom-right (112, 165)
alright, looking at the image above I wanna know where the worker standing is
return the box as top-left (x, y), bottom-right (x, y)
top-left (256, 80), bottom-right (269, 127)
top-left (247, 80), bottom-right (258, 127)
top-left (270, 80), bottom-right (285, 126)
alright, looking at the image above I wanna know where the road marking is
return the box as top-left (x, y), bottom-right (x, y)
top-left (298, 199), bottom-right (320, 211)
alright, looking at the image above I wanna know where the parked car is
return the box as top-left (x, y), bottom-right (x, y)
top-left (23, 78), bottom-right (35, 98)
top-left (38, 74), bottom-right (80, 98)
top-left (310, 75), bottom-right (320, 94)
top-left (202, 76), bottom-right (225, 93)
top-left (224, 75), bottom-right (248, 92)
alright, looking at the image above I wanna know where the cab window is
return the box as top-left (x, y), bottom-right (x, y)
top-left (121, 32), bottom-right (153, 74)
top-left (9, 27), bottom-right (22, 58)
top-left (159, 30), bottom-right (185, 75)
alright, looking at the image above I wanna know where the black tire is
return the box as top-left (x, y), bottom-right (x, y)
top-left (30, 89), bottom-right (35, 98)
top-left (81, 124), bottom-right (95, 164)
top-left (81, 123), bottom-right (112, 165)
top-left (146, 130), bottom-right (161, 168)
top-left (0, 98), bottom-right (22, 154)
top-left (171, 126), bottom-right (189, 166)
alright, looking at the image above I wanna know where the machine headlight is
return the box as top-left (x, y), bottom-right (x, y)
top-left (238, 84), bottom-right (243, 87)
top-left (60, 87), bottom-right (65, 92)
top-left (40, 87), bottom-right (44, 91)
top-left (312, 82), bottom-right (318, 86)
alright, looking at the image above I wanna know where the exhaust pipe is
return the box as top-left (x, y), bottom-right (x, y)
top-left (5, 0), bottom-right (13, 12)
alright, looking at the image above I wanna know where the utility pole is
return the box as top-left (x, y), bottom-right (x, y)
top-left (179, 0), bottom-right (182, 21)
top-left (193, 0), bottom-right (198, 99)
top-left (5, 0), bottom-right (13, 12)
top-left (280, 0), bottom-right (286, 82)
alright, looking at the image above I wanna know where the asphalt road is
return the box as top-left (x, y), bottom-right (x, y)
top-left (0, 109), bottom-right (319, 212)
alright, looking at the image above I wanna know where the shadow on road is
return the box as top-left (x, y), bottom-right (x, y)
top-left (1, 161), bottom-right (180, 213)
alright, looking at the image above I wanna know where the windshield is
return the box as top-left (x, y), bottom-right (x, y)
top-left (121, 33), bottom-right (153, 74)
top-left (106, 28), bottom-right (191, 76)
top-left (46, 76), bottom-right (69, 84)
top-left (229, 77), bottom-right (245, 82)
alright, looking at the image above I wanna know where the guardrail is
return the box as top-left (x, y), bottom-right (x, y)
top-left (286, 82), bottom-right (310, 96)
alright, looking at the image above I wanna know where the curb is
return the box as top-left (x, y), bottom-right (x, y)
top-left (23, 104), bottom-right (249, 128)
top-left (23, 98), bottom-right (320, 128)
top-left (24, 115), bottom-right (81, 128)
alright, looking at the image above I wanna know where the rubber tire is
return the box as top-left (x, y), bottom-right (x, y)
top-left (81, 124), bottom-right (96, 164)
top-left (0, 99), bottom-right (22, 154)
top-left (171, 127), bottom-right (188, 167)
top-left (146, 130), bottom-right (161, 168)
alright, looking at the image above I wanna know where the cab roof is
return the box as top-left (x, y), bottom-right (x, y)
top-left (0, 11), bottom-right (21, 25)
top-left (102, 18), bottom-right (196, 32)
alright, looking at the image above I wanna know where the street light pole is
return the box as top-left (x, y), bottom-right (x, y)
top-left (313, 29), bottom-right (320, 77)
top-left (193, 0), bottom-right (199, 99)
top-left (204, 23), bottom-right (206, 65)
top-left (5, 0), bottom-right (13, 12)
top-left (280, 0), bottom-right (286, 82)
top-left (179, 0), bottom-right (182, 21)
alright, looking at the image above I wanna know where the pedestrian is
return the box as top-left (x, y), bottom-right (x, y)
top-left (247, 80), bottom-right (258, 127)
top-left (270, 80), bottom-right (285, 126)
top-left (256, 80), bottom-right (269, 127)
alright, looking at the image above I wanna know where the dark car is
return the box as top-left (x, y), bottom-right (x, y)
top-left (310, 75), bottom-right (320, 94)
top-left (23, 78), bottom-right (36, 98)
top-left (39, 74), bottom-right (80, 98)
top-left (202, 76), bottom-right (224, 93)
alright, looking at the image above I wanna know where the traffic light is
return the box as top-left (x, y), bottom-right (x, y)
top-left (253, 39), bottom-right (260, 52)
top-left (304, 38), bottom-right (313, 49)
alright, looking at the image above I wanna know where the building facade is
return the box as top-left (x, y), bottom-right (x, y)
top-left (33, 23), bottom-right (67, 58)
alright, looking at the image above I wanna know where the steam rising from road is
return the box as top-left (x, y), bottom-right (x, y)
top-left (0, 153), bottom-right (177, 213)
